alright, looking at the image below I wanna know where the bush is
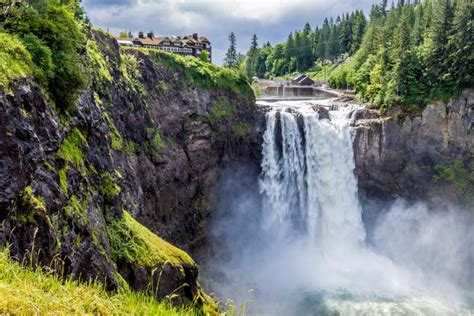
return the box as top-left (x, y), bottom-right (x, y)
top-left (21, 33), bottom-right (54, 87)
top-left (199, 50), bottom-right (209, 62)
top-left (5, 2), bottom-right (89, 110)
top-left (0, 32), bottom-right (33, 90)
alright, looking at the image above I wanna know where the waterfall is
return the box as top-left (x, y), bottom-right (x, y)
top-left (259, 105), bottom-right (365, 248)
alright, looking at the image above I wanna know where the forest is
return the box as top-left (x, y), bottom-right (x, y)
top-left (240, 0), bottom-right (473, 112)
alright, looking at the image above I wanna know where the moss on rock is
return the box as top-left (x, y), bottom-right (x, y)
top-left (99, 172), bottom-right (121, 199)
top-left (107, 211), bottom-right (194, 267)
top-left (233, 122), bottom-right (251, 137)
top-left (64, 195), bottom-right (88, 223)
top-left (57, 128), bottom-right (87, 172)
top-left (210, 99), bottom-right (237, 123)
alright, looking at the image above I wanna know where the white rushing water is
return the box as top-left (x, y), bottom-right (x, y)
top-left (260, 103), bottom-right (365, 249)
top-left (210, 100), bottom-right (474, 316)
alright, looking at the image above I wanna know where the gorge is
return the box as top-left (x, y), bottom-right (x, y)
top-left (207, 98), bottom-right (474, 315)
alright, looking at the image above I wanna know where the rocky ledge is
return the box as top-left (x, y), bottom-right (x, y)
top-left (352, 89), bottom-right (473, 208)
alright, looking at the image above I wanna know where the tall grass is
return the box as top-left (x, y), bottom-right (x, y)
top-left (0, 248), bottom-right (205, 315)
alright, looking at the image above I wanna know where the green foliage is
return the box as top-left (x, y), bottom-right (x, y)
top-left (251, 82), bottom-right (261, 97)
top-left (150, 50), bottom-right (253, 98)
top-left (15, 185), bottom-right (46, 224)
top-left (243, 10), bottom-right (366, 78)
top-left (199, 50), bottom-right (209, 62)
top-left (99, 172), bottom-right (121, 199)
top-left (345, 0), bottom-right (471, 112)
top-left (435, 157), bottom-right (474, 212)
top-left (124, 140), bottom-right (137, 155)
top-left (86, 39), bottom-right (112, 92)
top-left (120, 53), bottom-right (145, 95)
top-left (103, 112), bottom-right (123, 150)
top-left (0, 249), bottom-right (203, 315)
top-left (0, 32), bottom-right (33, 90)
top-left (21, 34), bottom-right (54, 87)
top-left (210, 99), bottom-right (237, 123)
top-left (57, 128), bottom-right (87, 194)
top-left (224, 32), bottom-right (238, 68)
top-left (327, 62), bottom-right (353, 89)
top-left (4, 0), bottom-right (89, 109)
top-left (107, 211), bottom-right (194, 267)
top-left (58, 166), bottom-right (68, 194)
top-left (57, 128), bottom-right (87, 167)
top-left (233, 122), bottom-right (251, 137)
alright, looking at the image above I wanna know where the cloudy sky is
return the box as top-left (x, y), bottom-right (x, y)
top-left (82, 0), bottom-right (379, 65)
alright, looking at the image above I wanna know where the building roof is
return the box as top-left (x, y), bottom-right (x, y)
top-left (120, 33), bottom-right (211, 49)
top-left (298, 76), bottom-right (315, 85)
top-left (292, 74), bottom-right (306, 81)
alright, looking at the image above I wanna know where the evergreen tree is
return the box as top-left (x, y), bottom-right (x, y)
top-left (422, 0), bottom-right (454, 89)
top-left (446, 0), bottom-right (473, 88)
top-left (245, 34), bottom-right (259, 77)
top-left (224, 32), bottom-right (238, 68)
top-left (386, 8), bottom-right (419, 105)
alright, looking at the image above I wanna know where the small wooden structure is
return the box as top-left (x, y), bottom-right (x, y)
top-left (291, 74), bottom-right (315, 86)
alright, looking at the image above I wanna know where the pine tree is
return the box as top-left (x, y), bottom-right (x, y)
top-left (285, 32), bottom-right (295, 72)
top-left (224, 32), bottom-right (238, 68)
top-left (384, 5), bottom-right (426, 108)
top-left (422, 0), bottom-right (454, 89)
top-left (446, 0), bottom-right (474, 88)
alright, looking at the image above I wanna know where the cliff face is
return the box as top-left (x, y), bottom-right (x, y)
top-left (353, 89), bottom-right (473, 207)
top-left (0, 30), bottom-right (262, 306)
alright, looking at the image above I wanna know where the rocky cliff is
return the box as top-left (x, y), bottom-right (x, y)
top-left (0, 30), bottom-right (262, 308)
top-left (353, 89), bottom-right (473, 209)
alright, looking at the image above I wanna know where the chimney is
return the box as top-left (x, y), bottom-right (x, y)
top-left (147, 31), bottom-right (154, 39)
top-left (138, 31), bottom-right (144, 38)
top-left (193, 33), bottom-right (198, 40)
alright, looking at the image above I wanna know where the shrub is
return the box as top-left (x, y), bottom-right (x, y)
top-left (21, 33), bottom-right (54, 87)
top-left (199, 50), bottom-right (209, 62)
top-left (0, 32), bottom-right (33, 90)
top-left (5, 2), bottom-right (89, 110)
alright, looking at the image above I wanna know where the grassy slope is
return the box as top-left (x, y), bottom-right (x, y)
top-left (0, 249), bottom-right (203, 315)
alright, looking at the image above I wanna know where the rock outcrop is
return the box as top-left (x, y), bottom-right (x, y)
top-left (352, 89), bottom-right (473, 206)
top-left (0, 30), bottom-right (262, 308)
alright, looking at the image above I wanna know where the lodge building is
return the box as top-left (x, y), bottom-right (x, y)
top-left (116, 32), bottom-right (212, 61)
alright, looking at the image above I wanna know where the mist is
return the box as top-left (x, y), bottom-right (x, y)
top-left (205, 103), bottom-right (474, 315)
